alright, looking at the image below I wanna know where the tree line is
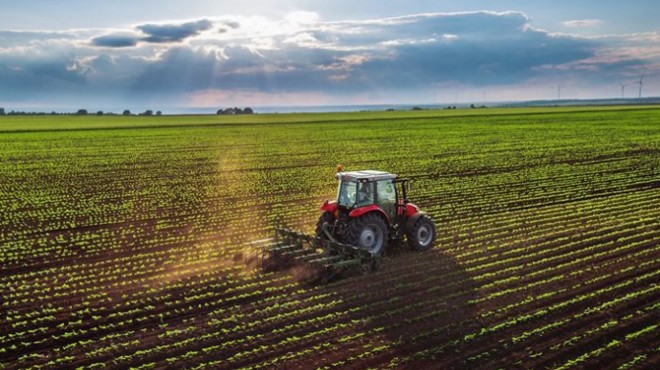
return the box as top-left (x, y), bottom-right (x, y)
top-left (0, 107), bottom-right (255, 116)
top-left (0, 108), bottom-right (161, 116)
top-left (216, 107), bottom-right (254, 115)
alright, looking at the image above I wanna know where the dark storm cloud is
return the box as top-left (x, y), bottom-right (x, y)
top-left (91, 19), bottom-right (221, 48)
top-left (91, 33), bottom-right (140, 47)
top-left (137, 19), bottom-right (213, 43)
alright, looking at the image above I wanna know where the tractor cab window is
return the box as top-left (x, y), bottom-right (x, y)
top-left (337, 180), bottom-right (376, 208)
top-left (338, 181), bottom-right (357, 207)
top-left (376, 179), bottom-right (396, 220)
top-left (356, 181), bottom-right (375, 207)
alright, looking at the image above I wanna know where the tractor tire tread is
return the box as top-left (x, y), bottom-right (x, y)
top-left (344, 212), bottom-right (388, 256)
top-left (407, 214), bottom-right (436, 251)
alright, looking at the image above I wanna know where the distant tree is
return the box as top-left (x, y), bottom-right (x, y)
top-left (96, 110), bottom-right (104, 116)
top-left (217, 107), bottom-right (253, 115)
top-left (156, 111), bottom-right (162, 116)
top-left (470, 104), bottom-right (475, 109)
top-left (0, 107), bottom-right (5, 115)
top-left (77, 109), bottom-right (88, 115)
top-left (411, 106), bottom-right (423, 111)
top-left (122, 109), bottom-right (131, 116)
top-left (141, 110), bottom-right (153, 116)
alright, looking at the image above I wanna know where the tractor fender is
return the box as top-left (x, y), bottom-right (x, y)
top-left (349, 205), bottom-right (390, 224)
top-left (397, 202), bottom-right (420, 217)
top-left (320, 200), bottom-right (338, 213)
top-left (405, 211), bottom-right (427, 234)
top-left (405, 203), bottom-right (420, 216)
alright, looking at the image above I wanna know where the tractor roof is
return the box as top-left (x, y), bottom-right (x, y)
top-left (336, 170), bottom-right (396, 182)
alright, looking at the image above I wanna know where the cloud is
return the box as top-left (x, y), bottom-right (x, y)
top-left (0, 54), bottom-right (88, 102)
top-left (91, 19), bottom-right (222, 48)
top-left (563, 19), bottom-right (604, 28)
top-left (92, 33), bottom-right (141, 48)
top-left (137, 19), bottom-right (214, 43)
top-left (284, 11), bottom-right (320, 25)
top-left (0, 30), bottom-right (76, 47)
top-left (0, 11), bottom-right (658, 107)
top-left (121, 11), bottom-right (599, 101)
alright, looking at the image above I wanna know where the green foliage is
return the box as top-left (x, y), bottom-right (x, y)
top-left (0, 106), bottom-right (658, 369)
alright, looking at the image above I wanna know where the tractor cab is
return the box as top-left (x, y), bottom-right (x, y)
top-left (319, 169), bottom-right (435, 256)
top-left (336, 170), bottom-right (399, 221)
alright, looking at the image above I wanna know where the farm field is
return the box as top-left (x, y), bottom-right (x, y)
top-left (1, 106), bottom-right (659, 369)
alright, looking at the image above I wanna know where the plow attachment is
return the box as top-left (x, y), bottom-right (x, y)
top-left (252, 227), bottom-right (381, 284)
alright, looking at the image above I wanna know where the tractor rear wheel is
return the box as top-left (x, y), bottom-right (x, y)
top-left (315, 211), bottom-right (336, 240)
top-left (408, 214), bottom-right (436, 251)
top-left (344, 213), bottom-right (388, 256)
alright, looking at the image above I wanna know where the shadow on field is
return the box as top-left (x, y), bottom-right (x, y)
top-left (312, 247), bottom-right (480, 366)
top-left (375, 248), bottom-right (478, 334)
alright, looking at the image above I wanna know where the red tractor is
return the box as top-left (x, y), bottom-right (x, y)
top-left (316, 169), bottom-right (436, 255)
top-left (256, 168), bottom-right (436, 282)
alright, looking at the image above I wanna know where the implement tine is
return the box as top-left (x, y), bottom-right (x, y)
top-left (265, 243), bottom-right (301, 253)
top-left (265, 226), bottom-right (379, 283)
top-left (285, 248), bottom-right (318, 258)
top-left (306, 255), bottom-right (344, 265)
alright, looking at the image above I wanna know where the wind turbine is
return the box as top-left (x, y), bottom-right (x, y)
top-left (556, 85), bottom-right (563, 100)
top-left (635, 74), bottom-right (645, 99)
top-left (619, 83), bottom-right (627, 99)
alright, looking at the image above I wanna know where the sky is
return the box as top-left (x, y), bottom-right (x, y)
top-left (0, 0), bottom-right (659, 111)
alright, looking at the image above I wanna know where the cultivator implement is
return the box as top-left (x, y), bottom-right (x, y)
top-left (254, 227), bottom-right (380, 283)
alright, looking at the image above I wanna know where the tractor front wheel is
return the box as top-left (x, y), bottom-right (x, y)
top-left (345, 213), bottom-right (388, 256)
top-left (408, 215), bottom-right (436, 251)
